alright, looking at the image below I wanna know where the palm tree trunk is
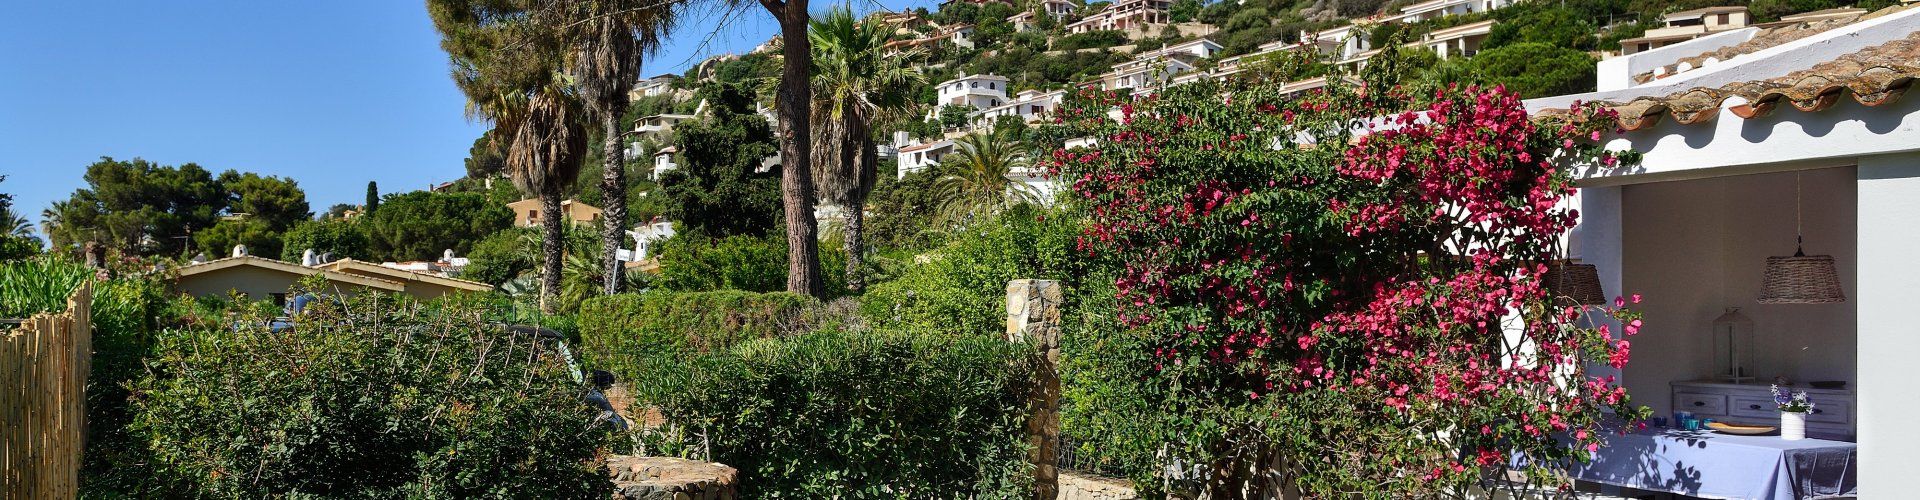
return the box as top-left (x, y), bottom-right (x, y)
top-left (540, 192), bottom-right (564, 313)
top-left (600, 111), bottom-right (628, 296)
top-left (843, 202), bottom-right (864, 293)
top-left (766, 0), bottom-right (825, 299)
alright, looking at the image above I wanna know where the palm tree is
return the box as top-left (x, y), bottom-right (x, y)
top-left (506, 86), bottom-right (590, 312)
top-left (807, 6), bottom-right (925, 293)
top-left (565, 0), bottom-right (678, 296)
top-left (932, 129), bottom-right (1040, 227)
top-left (0, 175), bottom-right (28, 236)
top-left (429, 0), bottom-right (585, 312)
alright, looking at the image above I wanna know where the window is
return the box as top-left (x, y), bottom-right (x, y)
top-left (270, 293), bottom-right (288, 307)
top-left (529, 210), bottom-right (539, 220)
top-left (1637, 42), bottom-right (1651, 52)
top-left (1717, 13), bottom-right (1729, 24)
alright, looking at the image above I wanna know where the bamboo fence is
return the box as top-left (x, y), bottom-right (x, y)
top-left (2, 280), bottom-right (92, 500)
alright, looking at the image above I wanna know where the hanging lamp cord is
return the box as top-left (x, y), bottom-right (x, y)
top-left (1794, 172), bottom-right (1806, 257)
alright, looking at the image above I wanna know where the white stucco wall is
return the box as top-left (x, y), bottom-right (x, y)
top-left (1855, 151), bottom-right (1920, 496)
top-left (1614, 168), bottom-right (1857, 422)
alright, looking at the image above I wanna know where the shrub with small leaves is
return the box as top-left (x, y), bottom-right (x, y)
top-left (649, 329), bottom-right (1035, 498)
top-left (128, 292), bottom-right (613, 498)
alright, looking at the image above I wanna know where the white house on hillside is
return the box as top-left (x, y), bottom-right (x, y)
top-left (651, 146), bottom-right (679, 180)
top-left (629, 74), bottom-right (681, 100)
top-left (935, 73), bottom-right (1011, 112)
top-left (1065, 0), bottom-right (1170, 33)
top-left (1304, 22), bottom-right (1376, 62)
top-left (1527, 4), bottom-right (1920, 496)
top-left (973, 89), bottom-right (1067, 127)
top-left (897, 139), bottom-right (955, 179)
top-left (1393, 0), bottom-right (1511, 24)
top-left (1417, 19), bottom-right (1495, 59)
top-left (1618, 6), bottom-right (1752, 55)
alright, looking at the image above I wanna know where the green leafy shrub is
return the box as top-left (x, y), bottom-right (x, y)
top-left (0, 234), bottom-right (39, 261)
top-left (578, 290), bottom-right (812, 399)
top-left (654, 234), bottom-right (790, 293)
top-left (461, 227), bottom-right (537, 286)
top-left (651, 329), bottom-right (1034, 498)
top-left (653, 233), bottom-right (849, 295)
top-left (860, 205), bottom-right (1084, 336)
top-left (129, 294), bottom-right (612, 498)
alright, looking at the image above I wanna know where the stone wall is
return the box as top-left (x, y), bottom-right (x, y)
top-left (607, 456), bottom-right (737, 500)
top-left (1060, 471), bottom-right (1138, 500)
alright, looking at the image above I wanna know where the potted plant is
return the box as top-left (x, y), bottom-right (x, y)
top-left (1772, 385), bottom-right (1815, 440)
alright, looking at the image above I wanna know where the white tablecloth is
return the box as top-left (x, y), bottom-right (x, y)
top-left (1572, 428), bottom-right (1857, 499)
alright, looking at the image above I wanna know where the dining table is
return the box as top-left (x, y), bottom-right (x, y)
top-left (1566, 426), bottom-right (1857, 499)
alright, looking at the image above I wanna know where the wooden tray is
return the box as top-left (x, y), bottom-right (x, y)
top-left (1708, 422), bottom-right (1777, 435)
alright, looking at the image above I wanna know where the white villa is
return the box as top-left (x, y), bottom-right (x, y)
top-left (650, 145), bottom-right (678, 180)
top-left (935, 73), bottom-right (1011, 114)
top-left (628, 74), bottom-right (681, 100)
top-left (1619, 6), bottom-right (1753, 55)
top-left (973, 89), bottom-right (1067, 128)
top-left (1104, 38), bottom-right (1224, 90)
top-left (897, 139), bottom-right (956, 179)
top-left (1416, 19), bottom-right (1495, 59)
top-left (1524, 4), bottom-right (1920, 496)
top-left (633, 113), bottom-right (697, 141)
top-left (1064, 0), bottom-right (1171, 34)
top-left (1393, 0), bottom-right (1510, 24)
top-left (619, 217), bottom-right (677, 263)
top-left (1039, 0), bottom-right (1078, 19)
top-left (948, 23), bottom-right (977, 49)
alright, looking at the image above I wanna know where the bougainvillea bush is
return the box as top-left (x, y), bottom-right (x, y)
top-left (1036, 76), bottom-right (1647, 496)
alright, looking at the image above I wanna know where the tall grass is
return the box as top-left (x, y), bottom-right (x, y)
top-left (0, 257), bottom-right (94, 319)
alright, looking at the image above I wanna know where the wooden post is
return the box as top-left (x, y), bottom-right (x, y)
top-left (1007, 279), bottom-right (1062, 500)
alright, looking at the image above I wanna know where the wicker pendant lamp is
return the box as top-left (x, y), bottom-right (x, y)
top-left (1759, 173), bottom-right (1845, 304)
top-left (1545, 260), bottom-right (1606, 306)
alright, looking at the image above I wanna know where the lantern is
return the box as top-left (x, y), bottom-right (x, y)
top-left (1711, 307), bottom-right (1756, 383)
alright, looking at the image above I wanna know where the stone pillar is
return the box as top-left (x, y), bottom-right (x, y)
top-left (1007, 279), bottom-right (1062, 500)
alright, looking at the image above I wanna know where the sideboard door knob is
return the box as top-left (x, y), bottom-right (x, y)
top-left (1749, 404), bottom-right (1762, 410)
top-left (1694, 401), bottom-right (1705, 407)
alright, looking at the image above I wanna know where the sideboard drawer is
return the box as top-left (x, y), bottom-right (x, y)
top-left (1675, 392), bottom-right (1727, 415)
top-left (1729, 396), bottom-right (1778, 419)
top-left (1806, 400), bottom-right (1851, 424)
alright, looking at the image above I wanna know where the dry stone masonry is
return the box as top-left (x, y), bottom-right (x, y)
top-left (607, 456), bottom-right (738, 500)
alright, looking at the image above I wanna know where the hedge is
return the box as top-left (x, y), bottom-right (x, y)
top-left (578, 290), bottom-right (812, 399)
top-left (650, 329), bottom-right (1035, 498)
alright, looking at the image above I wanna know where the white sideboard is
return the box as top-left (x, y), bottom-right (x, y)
top-left (1670, 380), bottom-right (1855, 441)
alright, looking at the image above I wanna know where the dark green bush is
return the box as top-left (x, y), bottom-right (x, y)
top-left (578, 290), bottom-right (812, 399)
top-left (652, 329), bottom-right (1034, 498)
top-left (128, 293), bottom-right (612, 498)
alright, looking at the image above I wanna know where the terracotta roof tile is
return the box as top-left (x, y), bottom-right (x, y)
top-left (1634, 5), bottom-right (1916, 85)
top-left (1542, 30), bottom-right (1920, 130)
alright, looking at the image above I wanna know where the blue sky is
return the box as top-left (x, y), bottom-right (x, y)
top-left (0, 0), bottom-right (928, 238)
